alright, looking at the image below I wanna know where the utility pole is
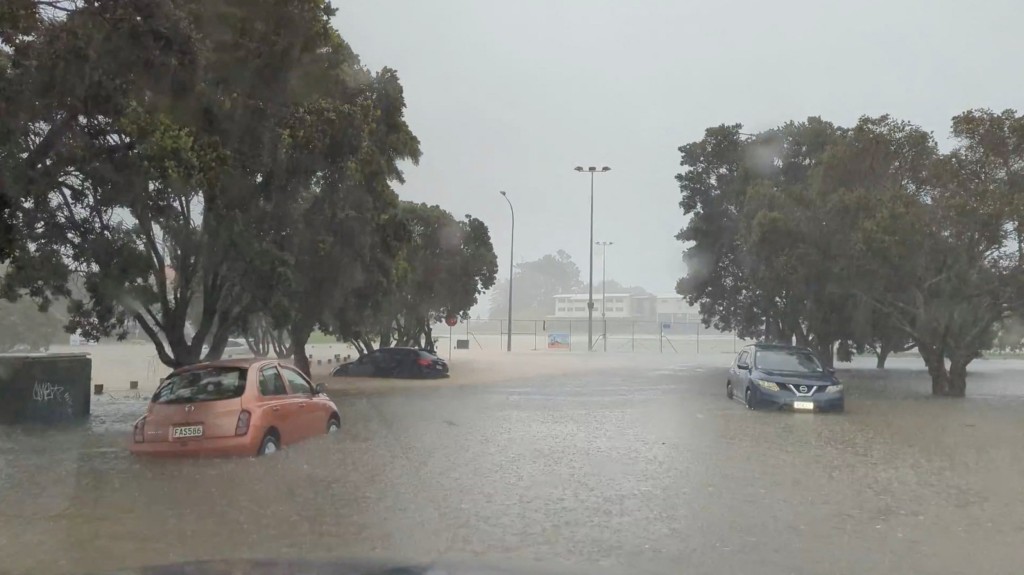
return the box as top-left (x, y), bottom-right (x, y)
top-left (596, 241), bottom-right (613, 352)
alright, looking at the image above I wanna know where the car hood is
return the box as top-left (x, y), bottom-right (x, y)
top-left (755, 369), bottom-right (836, 385)
top-left (96, 558), bottom-right (587, 575)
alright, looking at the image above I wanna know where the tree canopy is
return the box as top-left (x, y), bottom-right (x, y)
top-left (338, 202), bottom-right (497, 355)
top-left (488, 250), bottom-right (584, 319)
top-left (0, 0), bottom-right (498, 376)
top-left (676, 110), bottom-right (1024, 395)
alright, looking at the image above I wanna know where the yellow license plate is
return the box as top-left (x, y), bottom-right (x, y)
top-left (793, 401), bottom-right (814, 410)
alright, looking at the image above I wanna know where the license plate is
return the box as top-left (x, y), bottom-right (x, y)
top-left (793, 401), bottom-right (814, 411)
top-left (172, 425), bottom-right (204, 439)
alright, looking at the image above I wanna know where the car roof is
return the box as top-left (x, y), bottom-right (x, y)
top-left (168, 358), bottom-right (280, 376)
top-left (750, 343), bottom-right (813, 352)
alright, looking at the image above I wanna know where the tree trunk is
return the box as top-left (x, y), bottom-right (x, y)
top-left (292, 332), bottom-right (311, 378)
top-left (270, 328), bottom-right (292, 358)
top-left (876, 345), bottom-right (890, 369)
top-left (946, 355), bottom-right (971, 397)
top-left (919, 344), bottom-right (951, 395)
top-left (811, 339), bottom-right (835, 368)
top-left (359, 336), bottom-right (375, 354)
top-left (836, 340), bottom-right (853, 363)
top-left (423, 321), bottom-right (434, 353)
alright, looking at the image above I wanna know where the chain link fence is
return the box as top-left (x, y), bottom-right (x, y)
top-left (430, 318), bottom-right (748, 355)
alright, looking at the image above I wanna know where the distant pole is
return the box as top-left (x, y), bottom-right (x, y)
top-left (596, 241), bottom-right (614, 352)
top-left (659, 315), bottom-right (664, 354)
top-left (695, 321), bottom-right (700, 354)
top-left (575, 166), bottom-right (611, 352)
top-left (499, 191), bottom-right (514, 352)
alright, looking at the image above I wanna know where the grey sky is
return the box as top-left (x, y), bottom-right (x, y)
top-left (335, 0), bottom-right (1023, 308)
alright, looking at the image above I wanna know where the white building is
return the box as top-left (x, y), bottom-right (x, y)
top-left (654, 293), bottom-right (702, 323)
top-left (553, 293), bottom-right (634, 318)
top-left (551, 293), bottom-right (699, 322)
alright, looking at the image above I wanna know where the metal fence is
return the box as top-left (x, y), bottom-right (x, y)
top-left (430, 318), bottom-right (747, 355)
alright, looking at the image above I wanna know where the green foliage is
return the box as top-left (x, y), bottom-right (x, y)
top-left (676, 110), bottom-right (1024, 394)
top-left (0, 0), bottom-right (422, 372)
top-left (339, 202), bottom-right (498, 354)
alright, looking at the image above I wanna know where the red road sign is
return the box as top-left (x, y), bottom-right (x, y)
top-left (444, 316), bottom-right (458, 327)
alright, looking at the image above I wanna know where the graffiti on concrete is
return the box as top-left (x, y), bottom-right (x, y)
top-left (32, 381), bottom-right (74, 417)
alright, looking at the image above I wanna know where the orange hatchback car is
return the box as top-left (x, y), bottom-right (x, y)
top-left (130, 359), bottom-right (340, 457)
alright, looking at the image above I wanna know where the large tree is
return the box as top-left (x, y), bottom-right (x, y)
top-left (859, 110), bottom-right (1024, 395)
top-left (488, 250), bottom-right (584, 320)
top-left (343, 202), bottom-right (498, 355)
top-left (676, 111), bottom-right (1023, 392)
top-left (2, 0), bottom-right (420, 371)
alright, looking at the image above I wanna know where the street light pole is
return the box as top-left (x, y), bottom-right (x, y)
top-left (596, 241), bottom-right (613, 352)
top-left (574, 166), bottom-right (611, 352)
top-left (499, 191), bottom-right (514, 352)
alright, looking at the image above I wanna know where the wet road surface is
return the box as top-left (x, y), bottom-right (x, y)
top-left (3, 357), bottom-right (1024, 574)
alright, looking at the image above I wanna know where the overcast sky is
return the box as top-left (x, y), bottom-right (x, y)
top-left (335, 0), bottom-right (1023, 307)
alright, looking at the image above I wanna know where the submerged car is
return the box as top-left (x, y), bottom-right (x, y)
top-left (131, 359), bottom-right (340, 457)
top-left (332, 347), bottom-right (449, 379)
top-left (726, 343), bottom-right (844, 412)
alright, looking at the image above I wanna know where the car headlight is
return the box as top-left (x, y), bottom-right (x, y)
top-left (754, 379), bottom-right (780, 392)
top-left (826, 384), bottom-right (843, 394)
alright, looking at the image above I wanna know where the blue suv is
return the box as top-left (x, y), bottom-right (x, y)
top-left (727, 343), bottom-right (844, 412)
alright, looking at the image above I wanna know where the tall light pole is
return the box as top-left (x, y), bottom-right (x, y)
top-left (574, 165), bottom-right (611, 352)
top-left (596, 241), bottom-right (614, 352)
top-left (499, 191), bottom-right (514, 352)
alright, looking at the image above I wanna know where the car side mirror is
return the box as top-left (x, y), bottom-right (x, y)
top-left (314, 383), bottom-right (326, 395)
top-left (825, 367), bottom-right (836, 375)
top-left (737, 362), bottom-right (749, 371)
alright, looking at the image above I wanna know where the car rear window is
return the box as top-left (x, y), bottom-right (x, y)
top-left (417, 350), bottom-right (438, 359)
top-left (755, 350), bottom-right (823, 373)
top-left (153, 367), bottom-right (247, 404)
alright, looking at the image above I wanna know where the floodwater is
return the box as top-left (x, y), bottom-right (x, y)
top-left (2, 355), bottom-right (1024, 575)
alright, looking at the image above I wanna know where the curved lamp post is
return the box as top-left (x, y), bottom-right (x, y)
top-left (499, 191), bottom-right (514, 352)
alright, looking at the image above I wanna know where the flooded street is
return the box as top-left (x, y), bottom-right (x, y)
top-left (3, 356), bottom-right (1024, 575)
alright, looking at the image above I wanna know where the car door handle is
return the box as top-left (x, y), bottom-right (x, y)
top-left (299, 403), bottom-right (307, 408)
top-left (272, 406), bottom-right (280, 412)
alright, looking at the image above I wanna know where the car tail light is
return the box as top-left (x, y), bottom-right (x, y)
top-left (133, 417), bottom-right (146, 443)
top-left (235, 410), bottom-right (251, 436)
top-left (417, 358), bottom-right (432, 367)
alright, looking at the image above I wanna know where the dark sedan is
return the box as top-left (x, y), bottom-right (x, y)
top-left (332, 347), bottom-right (449, 379)
top-left (726, 343), bottom-right (844, 412)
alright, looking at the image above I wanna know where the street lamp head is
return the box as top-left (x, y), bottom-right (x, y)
top-left (601, 166), bottom-right (611, 172)
top-left (588, 166), bottom-right (597, 172)
top-left (499, 190), bottom-right (507, 196)
top-left (574, 166), bottom-right (584, 172)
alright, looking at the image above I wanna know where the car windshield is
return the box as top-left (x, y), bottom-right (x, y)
top-left (755, 350), bottom-right (824, 373)
top-left (152, 368), bottom-right (247, 404)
